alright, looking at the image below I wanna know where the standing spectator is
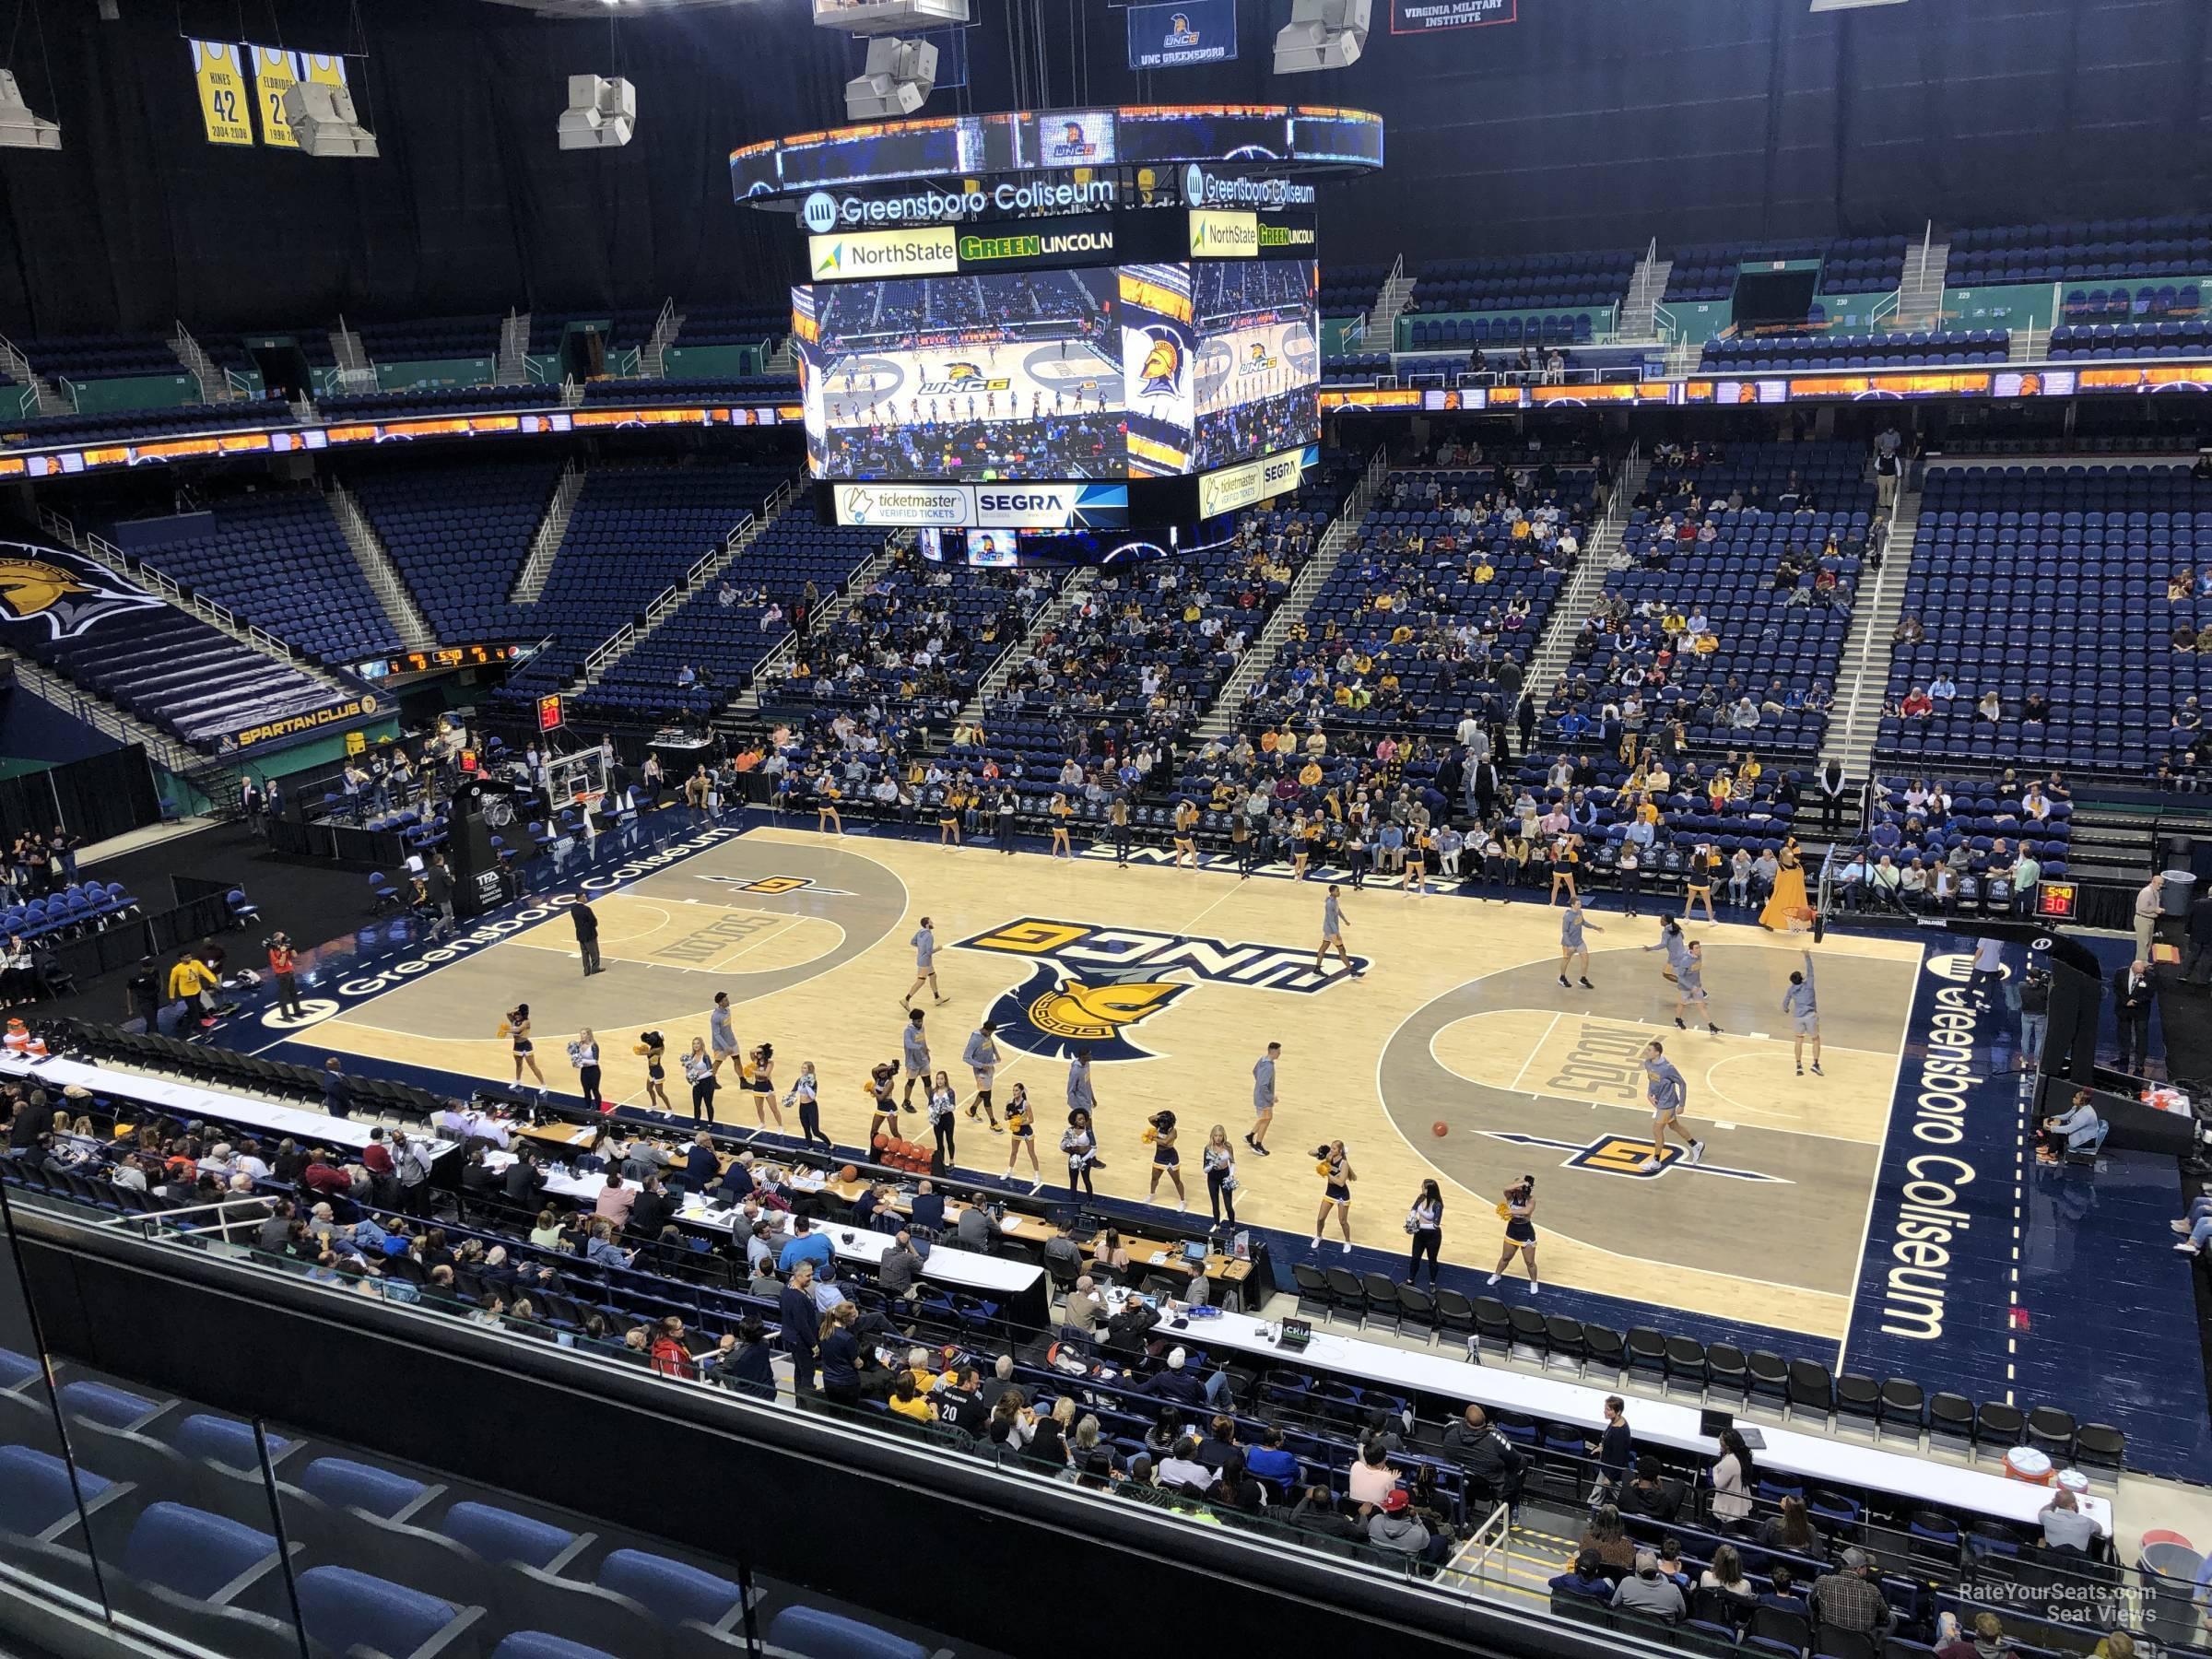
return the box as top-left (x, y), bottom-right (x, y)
top-left (2113, 959), bottom-right (2158, 1075)
top-left (1818, 758), bottom-right (1850, 833)
top-left (2187, 888), bottom-right (2212, 988)
top-left (320, 1057), bottom-right (351, 1121)
top-left (1590, 1394), bottom-right (1633, 1504)
top-left (780, 1264), bottom-right (822, 1394)
top-left (2017, 963), bottom-right (2050, 1068)
top-left (266, 933), bottom-right (304, 1019)
top-left (571, 893), bottom-right (603, 977)
top-left (1711, 1427), bottom-right (1755, 1530)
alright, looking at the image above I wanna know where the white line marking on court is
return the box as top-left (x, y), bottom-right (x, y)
top-left (1833, 946), bottom-right (1924, 1374)
top-left (1503, 1014), bottom-right (1563, 1094)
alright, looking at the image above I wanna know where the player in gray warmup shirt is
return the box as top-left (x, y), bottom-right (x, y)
top-left (1671, 940), bottom-right (1721, 1034)
top-left (1312, 884), bottom-right (1363, 979)
top-left (903, 916), bottom-right (947, 1008)
top-left (1782, 948), bottom-right (1822, 1076)
top-left (1640, 1039), bottom-right (1704, 1171)
top-left (1559, 898), bottom-right (1602, 990)
top-left (1066, 1046), bottom-right (1097, 1116)
top-left (900, 1008), bottom-right (931, 1110)
top-left (1247, 1041), bottom-right (1280, 1156)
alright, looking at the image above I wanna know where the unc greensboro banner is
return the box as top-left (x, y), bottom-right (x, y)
top-left (1127, 0), bottom-right (1237, 69)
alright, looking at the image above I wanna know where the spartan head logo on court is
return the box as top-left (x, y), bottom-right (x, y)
top-left (957, 916), bottom-right (1367, 1063)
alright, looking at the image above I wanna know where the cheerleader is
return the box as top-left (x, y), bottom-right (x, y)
top-left (1311, 1140), bottom-right (1355, 1252)
top-left (1405, 1178), bottom-right (1444, 1288)
top-left (865, 1060), bottom-right (900, 1148)
top-left (927, 1069), bottom-right (959, 1170)
top-left (1062, 1107), bottom-right (1101, 1197)
top-left (1048, 792), bottom-right (1073, 858)
top-left (638, 1029), bottom-right (671, 1112)
top-left (816, 779), bottom-right (842, 836)
top-left (1002, 1082), bottom-right (1039, 1179)
top-left (506, 1004), bottom-right (547, 1088)
top-left (747, 1043), bottom-right (782, 1130)
top-left (1548, 832), bottom-right (1582, 905)
top-left (1145, 1109), bottom-right (1185, 1211)
top-left (1202, 1124), bottom-right (1238, 1226)
top-left (1403, 826), bottom-right (1430, 897)
top-left (572, 1028), bottom-right (603, 1112)
top-left (1487, 1174), bottom-right (1538, 1290)
top-left (786, 1060), bottom-right (827, 1149)
top-left (681, 1037), bottom-right (717, 1124)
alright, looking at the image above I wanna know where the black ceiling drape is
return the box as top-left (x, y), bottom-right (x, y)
top-left (0, 0), bottom-right (2206, 338)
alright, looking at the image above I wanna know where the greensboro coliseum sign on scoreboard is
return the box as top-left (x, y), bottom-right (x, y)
top-left (733, 104), bottom-right (1382, 565)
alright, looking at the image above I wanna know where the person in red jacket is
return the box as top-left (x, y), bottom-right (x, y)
top-left (648, 1316), bottom-right (697, 1379)
top-left (266, 934), bottom-right (304, 1021)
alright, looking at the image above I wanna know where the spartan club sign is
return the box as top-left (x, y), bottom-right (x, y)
top-left (0, 541), bottom-right (164, 639)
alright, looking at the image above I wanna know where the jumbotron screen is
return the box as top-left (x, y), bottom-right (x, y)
top-left (794, 260), bottom-right (1319, 482)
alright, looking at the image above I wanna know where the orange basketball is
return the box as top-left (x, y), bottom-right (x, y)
top-left (839, 1163), bottom-right (858, 1182)
top-left (1431, 1121), bottom-right (1449, 1137)
top-left (871, 1132), bottom-right (890, 1151)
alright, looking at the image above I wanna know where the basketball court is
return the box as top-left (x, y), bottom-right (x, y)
top-left (273, 823), bottom-right (1926, 1344)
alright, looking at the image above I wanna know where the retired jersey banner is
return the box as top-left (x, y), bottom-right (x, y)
top-left (1391, 0), bottom-right (1517, 32)
top-left (189, 40), bottom-right (254, 146)
top-left (302, 53), bottom-right (350, 91)
top-left (1127, 0), bottom-right (1237, 69)
top-left (250, 44), bottom-right (303, 147)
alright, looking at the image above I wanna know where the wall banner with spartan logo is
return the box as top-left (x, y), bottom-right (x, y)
top-left (249, 44), bottom-right (302, 148)
top-left (188, 40), bottom-right (254, 147)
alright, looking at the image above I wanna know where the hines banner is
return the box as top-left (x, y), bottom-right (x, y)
top-left (1391, 0), bottom-right (1517, 32)
top-left (1127, 0), bottom-right (1238, 68)
top-left (188, 40), bottom-right (254, 146)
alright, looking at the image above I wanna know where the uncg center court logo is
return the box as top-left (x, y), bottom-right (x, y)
top-left (957, 917), bottom-right (1367, 1062)
top-left (919, 361), bottom-right (1011, 396)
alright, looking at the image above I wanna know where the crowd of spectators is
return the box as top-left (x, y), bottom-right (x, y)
top-left (1539, 440), bottom-right (1878, 756)
top-left (1234, 450), bottom-right (1594, 748)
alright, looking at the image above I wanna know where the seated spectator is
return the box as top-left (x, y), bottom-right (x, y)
top-left (1245, 1426), bottom-right (1301, 1496)
top-left (1157, 1434), bottom-right (1214, 1493)
top-left (2040, 1488), bottom-right (2107, 1552)
top-left (1700, 1543), bottom-right (1755, 1601)
top-left (1618, 1456), bottom-right (1681, 1522)
top-left (1611, 1550), bottom-right (1686, 1622)
top-left (1364, 1488), bottom-right (1446, 1565)
top-left (1549, 1547), bottom-right (1615, 1602)
top-left (1579, 1503), bottom-right (1637, 1571)
top-left (1347, 1434), bottom-right (1402, 1505)
top-left (1757, 1495), bottom-right (1825, 1559)
top-left (1759, 1564), bottom-right (1809, 1616)
top-left (1440, 1405), bottom-right (1524, 1508)
top-left (1900, 686), bottom-right (1934, 718)
top-left (2040, 1090), bottom-right (2105, 1161)
top-left (1937, 1610), bottom-right (2018, 1659)
top-left (1809, 1547), bottom-right (1892, 1638)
